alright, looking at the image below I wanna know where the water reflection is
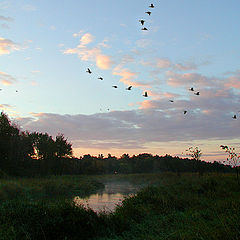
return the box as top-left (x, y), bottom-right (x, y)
top-left (73, 181), bottom-right (140, 213)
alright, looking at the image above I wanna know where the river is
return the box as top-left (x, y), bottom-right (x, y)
top-left (73, 180), bottom-right (141, 213)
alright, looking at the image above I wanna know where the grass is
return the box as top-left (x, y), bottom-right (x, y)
top-left (0, 173), bottom-right (239, 239)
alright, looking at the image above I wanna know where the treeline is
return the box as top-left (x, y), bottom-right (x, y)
top-left (0, 112), bottom-right (233, 177)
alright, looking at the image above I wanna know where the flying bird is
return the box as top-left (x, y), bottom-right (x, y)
top-left (141, 27), bottom-right (148, 31)
top-left (183, 110), bottom-right (187, 114)
top-left (145, 11), bottom-right (151, 15)
top-left (194, 92), bottom-right (200, 95)
top-left (143, 91), bottom-right (148, 97)
top-left (232, 115), bottom-right (237, 119)
top-left (126, 86), bottom-right (132, 90)
top-left (112, 86), bottom-right (118, 88)
top-left (139, 20), bottom-right (145, 25)
top-left (86, 68), bottom-right (92, 74)
top-left (149, 4), bottom-right (154, 8)
top-left (189, 87), bottom-right (194, 91)
top-left (98, 77), bottom-right (103, 80)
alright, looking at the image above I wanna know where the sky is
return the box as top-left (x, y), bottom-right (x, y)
top-left (0, 0), bottom-right (240, 162)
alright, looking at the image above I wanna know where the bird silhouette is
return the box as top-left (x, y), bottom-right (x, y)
top-left (232, 115), bottom-right (237, 119)
top-left (98, 77), bottom-right (103, 80)
top-left (112, 86), bottom-right (118, 88)
top-left (143, 91), bottom-right (148, 97)
top-left (183, 110), bottom-right (187, 114)
top-left (139, 20), bottom-right (145, 25)
top-left (86, 68), bottom-right (92, 74)
top-left (141, 27), bottom-right (148, 31)
top-left (189, 87), bottom-right (194, 91)
top-left (149, 4), bottom-right (154, 8)
top-left (194, 92), bottom-right (200, 95)
top-left (145, 11), bottom-right (151, 15)
top-left (126, 86), bottom-right (132, 90)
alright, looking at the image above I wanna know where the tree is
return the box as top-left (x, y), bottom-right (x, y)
top-left (186, 146), bottom-right (203, 175)
top-left (186, 147), bottom-right (202, 161)
top-left (220, 145), bottom-right (240, 185)
top-left (55, 134), bottom-right (72, 158)
top-left (0, 112), bottom-right (20, 174)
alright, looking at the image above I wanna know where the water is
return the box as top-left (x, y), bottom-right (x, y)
top-left (73, 181), bottom-right (140, 213)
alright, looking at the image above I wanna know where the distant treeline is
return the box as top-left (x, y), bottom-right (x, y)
top-left (0, 112), bottom-right (233, 177)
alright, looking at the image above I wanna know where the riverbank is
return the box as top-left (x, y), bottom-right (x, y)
top-left (0, 173), bottom-right (239, 239)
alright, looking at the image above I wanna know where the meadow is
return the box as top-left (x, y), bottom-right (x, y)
top-left (0, 173), bottom-right (239, 240)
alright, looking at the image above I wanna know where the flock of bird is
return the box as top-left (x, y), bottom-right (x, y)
top-left (85, 2), bottom-right (238, 119)
top-left (84, 4), bottom-right (157, 111)
top-left (139, 3), bottom-right (155, 31)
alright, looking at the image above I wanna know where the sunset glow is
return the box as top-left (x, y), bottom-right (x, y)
top-left (1, 0), bottom-right (240, 162)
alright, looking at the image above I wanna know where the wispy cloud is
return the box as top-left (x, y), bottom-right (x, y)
top-left (0, 15), bottom-right (13, 22)
top-left (113, 66), bottom-right (149, 88)
top-left (64, 32), bottom-right (113, 70)
top-left (0, 37), bottom-right (21, 55)
top-left (0, 71), bottom-right (17, 85)
top-left (22, 4), bottom-right (37, 12)
top-left (16, 106), bottom-right (240, 157)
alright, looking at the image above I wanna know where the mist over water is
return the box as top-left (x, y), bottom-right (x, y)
top-left (74, 180), bottom-right (141, 213)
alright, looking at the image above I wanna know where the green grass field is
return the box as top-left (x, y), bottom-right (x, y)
top-left (0, 173), bottom-right (239, 240)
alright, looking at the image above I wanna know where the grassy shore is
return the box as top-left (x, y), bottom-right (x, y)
top-left (0, 173), bottom-right (239, 240)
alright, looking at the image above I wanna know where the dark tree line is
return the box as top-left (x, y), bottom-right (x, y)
top-left (0, 112), bottom-right (233, 177)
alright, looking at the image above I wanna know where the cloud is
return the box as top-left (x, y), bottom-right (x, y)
top-left (0, 1), bottom-right (11, 9)
top-left (140, 58), bottom-right (199, 72)
top-left (0, 71), bottom-right (17, 85)
top-left (113, 66), bottom-right (149, 88)
top-left (166, 71), bottom-right (213, 87)
top-left (22, 4), bottom-right (37, 11)
top-left (173, 62), bottom-right (198, 71)
top-left (0, 37), bottom-right (20, 55)
top-left (156, 58), bottom-right (171, 69)
top-left (31, 70), bottom-right (41, 74)
top-left (0, 15), bottom-right (13, 22)
top-left (0, 23), bottom-right (9, 29)
top-left (224, 71), bottom-right (240, 89)
top-left (80, 33), bottom-right (94, 45)
top-left (0, 103), bottom-right (12, 109)
top-left (64, 33), bottom-right (113, 70)
top-left (73, 30), bottom-right (84, 38)
top-left (96, 55), bottom-right (112, 70)
top-left (136, 39), bottom-right (151, 48)
top-left (16, 104), bottom-right (240, 156)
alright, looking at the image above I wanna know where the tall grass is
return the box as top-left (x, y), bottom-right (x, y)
top-left (0, 173), bottom-right (239, 240)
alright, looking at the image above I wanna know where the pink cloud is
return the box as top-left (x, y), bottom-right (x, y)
top-left (64, 33), bottom-right (113, 70)
top-left (0, 71), bottom-right (17, 85)
top-left (166, 71), bottom-right (209, 87)
top-left (113, 66), bottom-right (149, 87)
top-left (0, 37), bottom-right (20, 55)
top-left (156, 58), bottom-right (171, 69)
top-left (139, 100), bottom-right (155, 109)
top-left (80, 33), bottom-right (94, 45)
top-left (225, 74), bottom-right (240, 89)
top-left (96, 54), bottom-right (113, 70)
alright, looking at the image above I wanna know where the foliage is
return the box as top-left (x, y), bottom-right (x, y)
top-left (0, 174), bottom-right (240, 240)
top-left (186, 146), bottom-right (202, 161)
top-left (0, 112), bottom-right (73, 176)
top-left (0, 112), bottom-right (234, 177)
top-left (220, 145), bottom-right (240, 185)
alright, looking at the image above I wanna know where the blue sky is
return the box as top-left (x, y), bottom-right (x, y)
top-left (1, 0), bottom-right (240, 161)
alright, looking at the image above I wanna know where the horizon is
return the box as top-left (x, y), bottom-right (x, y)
top-left (1, 0), bottom-right (240, 163)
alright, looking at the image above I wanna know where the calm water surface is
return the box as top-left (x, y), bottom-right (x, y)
top-left (73, 181), bottom-right (141, 213)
